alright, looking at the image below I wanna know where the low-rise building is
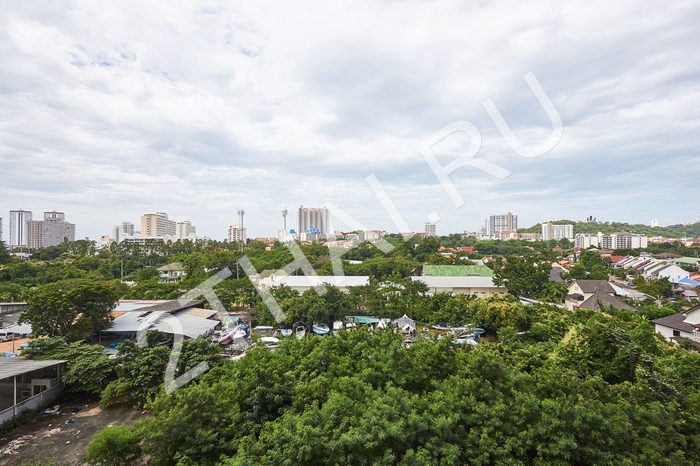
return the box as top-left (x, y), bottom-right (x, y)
top-left (410, 276), bottom-right (507, 297)
top-left (157, 262), bottom-right (186, 283)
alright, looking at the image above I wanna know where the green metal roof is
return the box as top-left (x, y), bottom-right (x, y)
top-left (422, 265), bottom-right (493, 277)
top-left (675, 257), bottom-right (700, 265)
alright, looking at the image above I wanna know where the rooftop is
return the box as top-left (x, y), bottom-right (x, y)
top-left (0, 359), bottom-right (66, 380)
top-left (421, 265), bottom-right (494, 277)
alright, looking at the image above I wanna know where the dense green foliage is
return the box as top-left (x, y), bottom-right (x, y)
top-left (85, 303), bottom-right (700, 465)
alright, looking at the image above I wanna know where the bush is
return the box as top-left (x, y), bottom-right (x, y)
top-left (84, 425), bottom-right (142, 465)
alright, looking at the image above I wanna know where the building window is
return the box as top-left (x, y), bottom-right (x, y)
top-left (673, 330), bottom-right (681, 337)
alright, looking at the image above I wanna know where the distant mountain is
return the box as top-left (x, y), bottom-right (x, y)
top-left (519, 220), bottom-right (700, 238)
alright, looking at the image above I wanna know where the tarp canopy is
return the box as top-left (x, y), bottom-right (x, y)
top-left (677, 277), bottom-right (700, 287)
top-left (353, 316), bottom-right (380, 324)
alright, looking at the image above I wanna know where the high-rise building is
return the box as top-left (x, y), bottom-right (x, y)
top-left (9, 209), bottom-right (33, 247)
top-left (228, 225), bottom-right (247, 243)
top-left (0, 217), bottom-right (3, 243)
top-left (141, 212), bottom-right (173, 237)
top-left (113, 221), bottom-right (135, 243)
top-left (651, 219), bottom-right (659, 228)
top-left (483, 212), bottom-right (517, 237)
top-left (424, 222), bottom-right (437, 236)
top-left (296, 206), bottom-right (331, 237)
top-left (541, 221), bottom-right (574, 241)
top-left (176, 221), bottom-right (196, 240)
top-left (26, 211), bottom-right (76, 249)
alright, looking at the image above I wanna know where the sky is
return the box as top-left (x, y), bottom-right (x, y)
top-left (1, 1), bottom-right (699, 241)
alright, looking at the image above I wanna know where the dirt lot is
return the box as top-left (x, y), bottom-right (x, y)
top-left (0, 399), bottom-right (146, 466)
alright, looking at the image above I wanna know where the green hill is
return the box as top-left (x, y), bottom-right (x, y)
top-left (520, 220), bottom-right (700, 238)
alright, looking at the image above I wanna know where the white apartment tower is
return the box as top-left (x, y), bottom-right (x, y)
top-left (424, 222), bottom-right (437, 236)
top-left (541, 221), bottom-right (574, 241)
top-left (176, 221), bottom-right (196, 240)
top-left (484, 212), bottom-right (518, 237)
top-left (9, 209), bottom-right (33, 247)
top-left (113, 222), bottom-right (135, 243)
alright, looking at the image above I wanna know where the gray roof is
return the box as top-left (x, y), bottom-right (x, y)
top-left (157, 262), bottom-right (184, 272)
top-left (573, 280), bottom-right (614, 294)
top-left (0, 359), bottom-right (66, 380)
top-left (653, 313), bottom-right (698, 334)
top-left (134, 300), bottom-right (202, 314)
top-left (578, 290), bottom-right (636, 311)
top-left (549, 267), bottom-right (566, 283)
top-left (105, 309), bottom-right (218, 339)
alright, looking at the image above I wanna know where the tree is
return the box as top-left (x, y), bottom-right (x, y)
top-left (492, 256), bottom-right (552, 299)
top-left (23, 337), bottom-right (115, 394)
top-left (0, 241), bottom-right (11, 264)
top-left (20, 279), bottom-right (120, 341)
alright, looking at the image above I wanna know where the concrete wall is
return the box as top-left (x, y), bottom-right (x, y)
top-left (0, 384), bottom-right (63, 425)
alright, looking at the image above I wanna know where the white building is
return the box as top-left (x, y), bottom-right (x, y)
top-left (259, 273), bottom-right (369, 293)
top-left (364, 230), bottom-right (383, 241)
top-left (541, 222), bottom-right (574, 241)
top-left (410, 276), bottom-right (507, 297)
top-left (424, 223), bottom-right (437, 237)
top-left (651, 219), bottom-right (659, 227)
top-left (113, 222), bottom-right (135, 243)
top-left (176, 221), bottom-right (196, 240)
top-left (228, 225), bottom-right (247, 243)
top-left (653, 304), bottom-right (700, 344)
top-left (9, 209), bottom-right (32, 247)
top-left (482, 212), bottom-right (517, 238)
top-left (575, 232), bottom-right (647, 249)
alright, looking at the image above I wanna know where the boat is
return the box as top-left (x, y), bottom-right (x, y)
top-left (253, 325), bottom-right (274, 335)
top-left (219, 323), bottom-right (250, 345)
top-left (295, 324), bottom-right (306, 339)
top-left (279, 328), bottom-right (293, 337)
top-left (432, 322), bottom-right (451, 331)
top-left (311, 323), bottom-right (330, 335)
top-left (259, 337), bottom-right (280, 349)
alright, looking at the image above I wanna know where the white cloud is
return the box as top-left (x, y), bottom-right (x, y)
top-left (1, 0), bottom-right (699, 240)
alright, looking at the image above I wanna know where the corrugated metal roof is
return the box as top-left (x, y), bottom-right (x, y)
top-left (0, 359), bottom-right (65, 380)
top-left (179, 308), bottom-right (218, 319)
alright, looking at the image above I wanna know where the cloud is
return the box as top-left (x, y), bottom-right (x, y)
top-left (0, 0), bottom-right (699, 240)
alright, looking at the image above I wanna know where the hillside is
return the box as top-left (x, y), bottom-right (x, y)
top-left (520, 220), bottom-right (700, 238)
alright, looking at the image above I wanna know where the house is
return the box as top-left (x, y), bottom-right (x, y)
top-left (565, 280), bottom-right (636, 311)
top-left (157, 262), bottom-right (186, 283)
top-left (565, 280), bottom-right (614, 310)
top-left (653, 304), bottom-right (700, 345)
top-left (410, 276), bottom-right (507, 297)
top-left (577, 290), bottom-right (636, 312)
top-left (0, 359), bottom-right (65, 425)
top-left (549, 263), bottom-right (567, 283)
top-left (674, 257), bottom-right (700, 270)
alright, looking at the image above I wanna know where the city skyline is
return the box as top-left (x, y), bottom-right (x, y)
top-left (2, 206), bottom-right (698, 244)
top-left (1, 2), bottom-right (699, 240)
